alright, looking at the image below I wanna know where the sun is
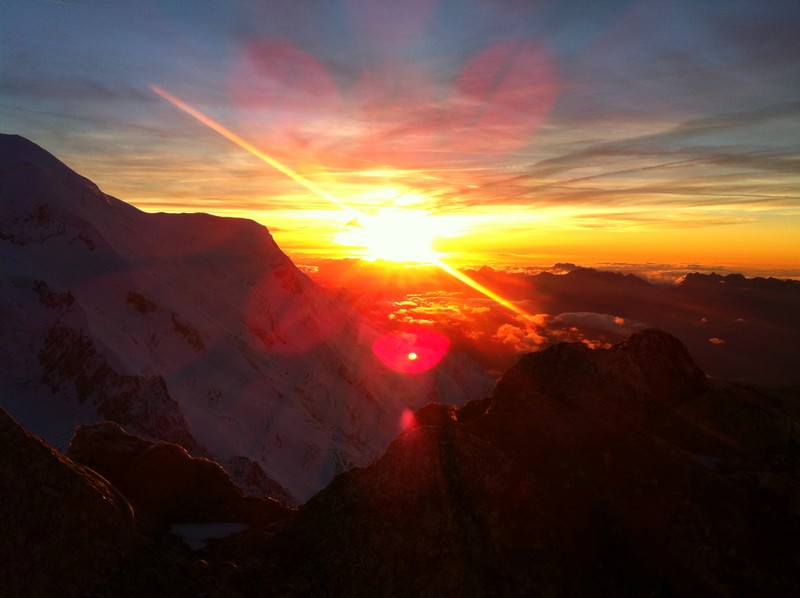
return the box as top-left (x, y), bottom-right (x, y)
top-left (334, 207), bottom-right (445, 263)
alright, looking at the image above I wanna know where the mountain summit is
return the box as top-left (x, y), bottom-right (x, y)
top-left (5, 329), bottom-right (790, 596)
top-left (245, 329), bottom-right (800, 596)
top-left (0, 134), bottom-right (493, 501)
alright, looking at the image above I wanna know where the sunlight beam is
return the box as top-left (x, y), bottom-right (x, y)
top-left (149, 85), bottom-right (356, 216)
top-left (150, 85), bottom-right (534, 322)
top-left (434, 259), bottom-right (534, 320)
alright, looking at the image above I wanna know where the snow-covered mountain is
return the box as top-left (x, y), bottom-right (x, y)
top-left (0, 133), bottom-right (494, 502)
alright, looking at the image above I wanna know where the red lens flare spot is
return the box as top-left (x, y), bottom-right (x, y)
top-left (399, 408), bottom-right (417, 433)
top-left (372, 327), bottom-right (449, 373)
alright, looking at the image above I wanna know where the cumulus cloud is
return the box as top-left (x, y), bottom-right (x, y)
top-left (492, 320), bottom-right (548, 352)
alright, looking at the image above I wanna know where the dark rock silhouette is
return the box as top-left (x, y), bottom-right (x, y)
top-left (247, 329), bottom-right (800, 596)
top-left (0, 407), bottom-right (135, 597)
top-left (470, 267), bottom-right (800, 386)
top-left (4, 330), bottom-right (800, 596)
top-left (68, 422), bottom-right (292, 528)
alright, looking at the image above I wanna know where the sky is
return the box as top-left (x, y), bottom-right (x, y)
top-left (2, 0), bottom-right (799, 275)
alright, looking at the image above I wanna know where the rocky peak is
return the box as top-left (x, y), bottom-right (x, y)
top-left (67, 422), bottom-right (293, 527)
top-left (477, 328), bottom-right (794, 461)
top-left (243, 330), bottom-right (800, 596)
top-left (614, 328), bottom-right (708, 400)
top-left (494, 328), bottom-right (707, 409)
top-left (0, 407), bottom-right (135, 597)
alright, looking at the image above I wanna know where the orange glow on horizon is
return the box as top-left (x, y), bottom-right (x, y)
top-left (334, 207), bottom-right (449, 264)
top-left (151, 85), bottom-right (541, 323)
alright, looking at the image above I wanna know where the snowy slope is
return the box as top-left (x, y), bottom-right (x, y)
top-left (0, 134), bottom-right (494, 502)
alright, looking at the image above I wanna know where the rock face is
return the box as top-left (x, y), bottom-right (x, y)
top-left (67, 422), bottom-right (292, 527)
top-left (467, 266), bottom-right (800, 386)
top-left (5, 327), bottom-right (800, 595)
top-left (247, 330), bottom-right (800, 596)
top-left (481, 328), bottom-right (794, 460)
top-left (0, 407), bottom-right (135, 597)
top-left (38, 320), bottom-right (199, 452)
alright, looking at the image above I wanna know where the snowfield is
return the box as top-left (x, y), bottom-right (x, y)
top-left (0, 134), bottom-right (494, 501)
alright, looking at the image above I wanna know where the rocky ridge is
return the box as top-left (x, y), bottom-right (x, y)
top-left (0, 407), bottom-right (135, 597)
top-left (248, 328), bottom-right (800, 596)
top-left (5, 329), bottom-right (798, 596)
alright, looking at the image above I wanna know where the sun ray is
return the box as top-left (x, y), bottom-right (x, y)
top-left (149, 85), bottom-right (357, 217)
top-left (151, 85), bottom-right (535, 322)
top-left (433, 260), bottom-right (534, 320)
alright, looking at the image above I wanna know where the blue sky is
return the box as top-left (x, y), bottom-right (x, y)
top-left (2, 0), bottom-right (799, 271)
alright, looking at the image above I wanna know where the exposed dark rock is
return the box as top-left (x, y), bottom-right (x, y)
top-left (38, 324), bottom-right (199, 451)
top-left (226, 456), bottom-right (296, 505)
top-left (255, 425), bottom-right (554, 597)
top-left (413, 402), bottom-right (457, 427)
top-left (0, 407), bottom-right (135, 597)
top-left (5, 325), bottom-right (800, 596)
top-left (242, 329), bottom-right (800, 596)
top-left (33, 279), bottom-right (75, 310)
top-left (67, 422), bottom-right (293, 528)
top-left (126, 290), bottom-right (158, 314)
top-left (170, 311), bottom-right (205, 352)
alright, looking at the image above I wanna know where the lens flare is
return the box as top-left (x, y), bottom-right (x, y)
top-left (372, 327), bottom-right (449, 373)
top-left (151, 86), bottom-right (539, 369)
top-left (399, 408), bottom-right (417, 432)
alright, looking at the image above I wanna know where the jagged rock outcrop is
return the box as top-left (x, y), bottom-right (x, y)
top-left (478, 328), bottom-right (797, 460)
top-left (226, 456), bottom-right (296, 505)
top-left (244, 330), bottom-right (800, 596)
top-left (39, 323), bottom-right (200, 451)
top-left (67, 422), bottom-right (293, 527)
top-left (255, 424), bottom-right (551, 597)
top-left (0, 407), bottom-right (136, 597)
top-left (5, 326), bottom-right (800, 596)
top-left (412, 402), bottom-right (458, 427)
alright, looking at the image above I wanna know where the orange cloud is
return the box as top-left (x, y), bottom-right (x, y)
top-left (492, 320), bottom-right (548, 352)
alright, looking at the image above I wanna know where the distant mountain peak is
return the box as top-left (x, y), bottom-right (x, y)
top-left (678, 271), bottom-right (800, 291)
top-left (497, 328), bottom-right (708, 406)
